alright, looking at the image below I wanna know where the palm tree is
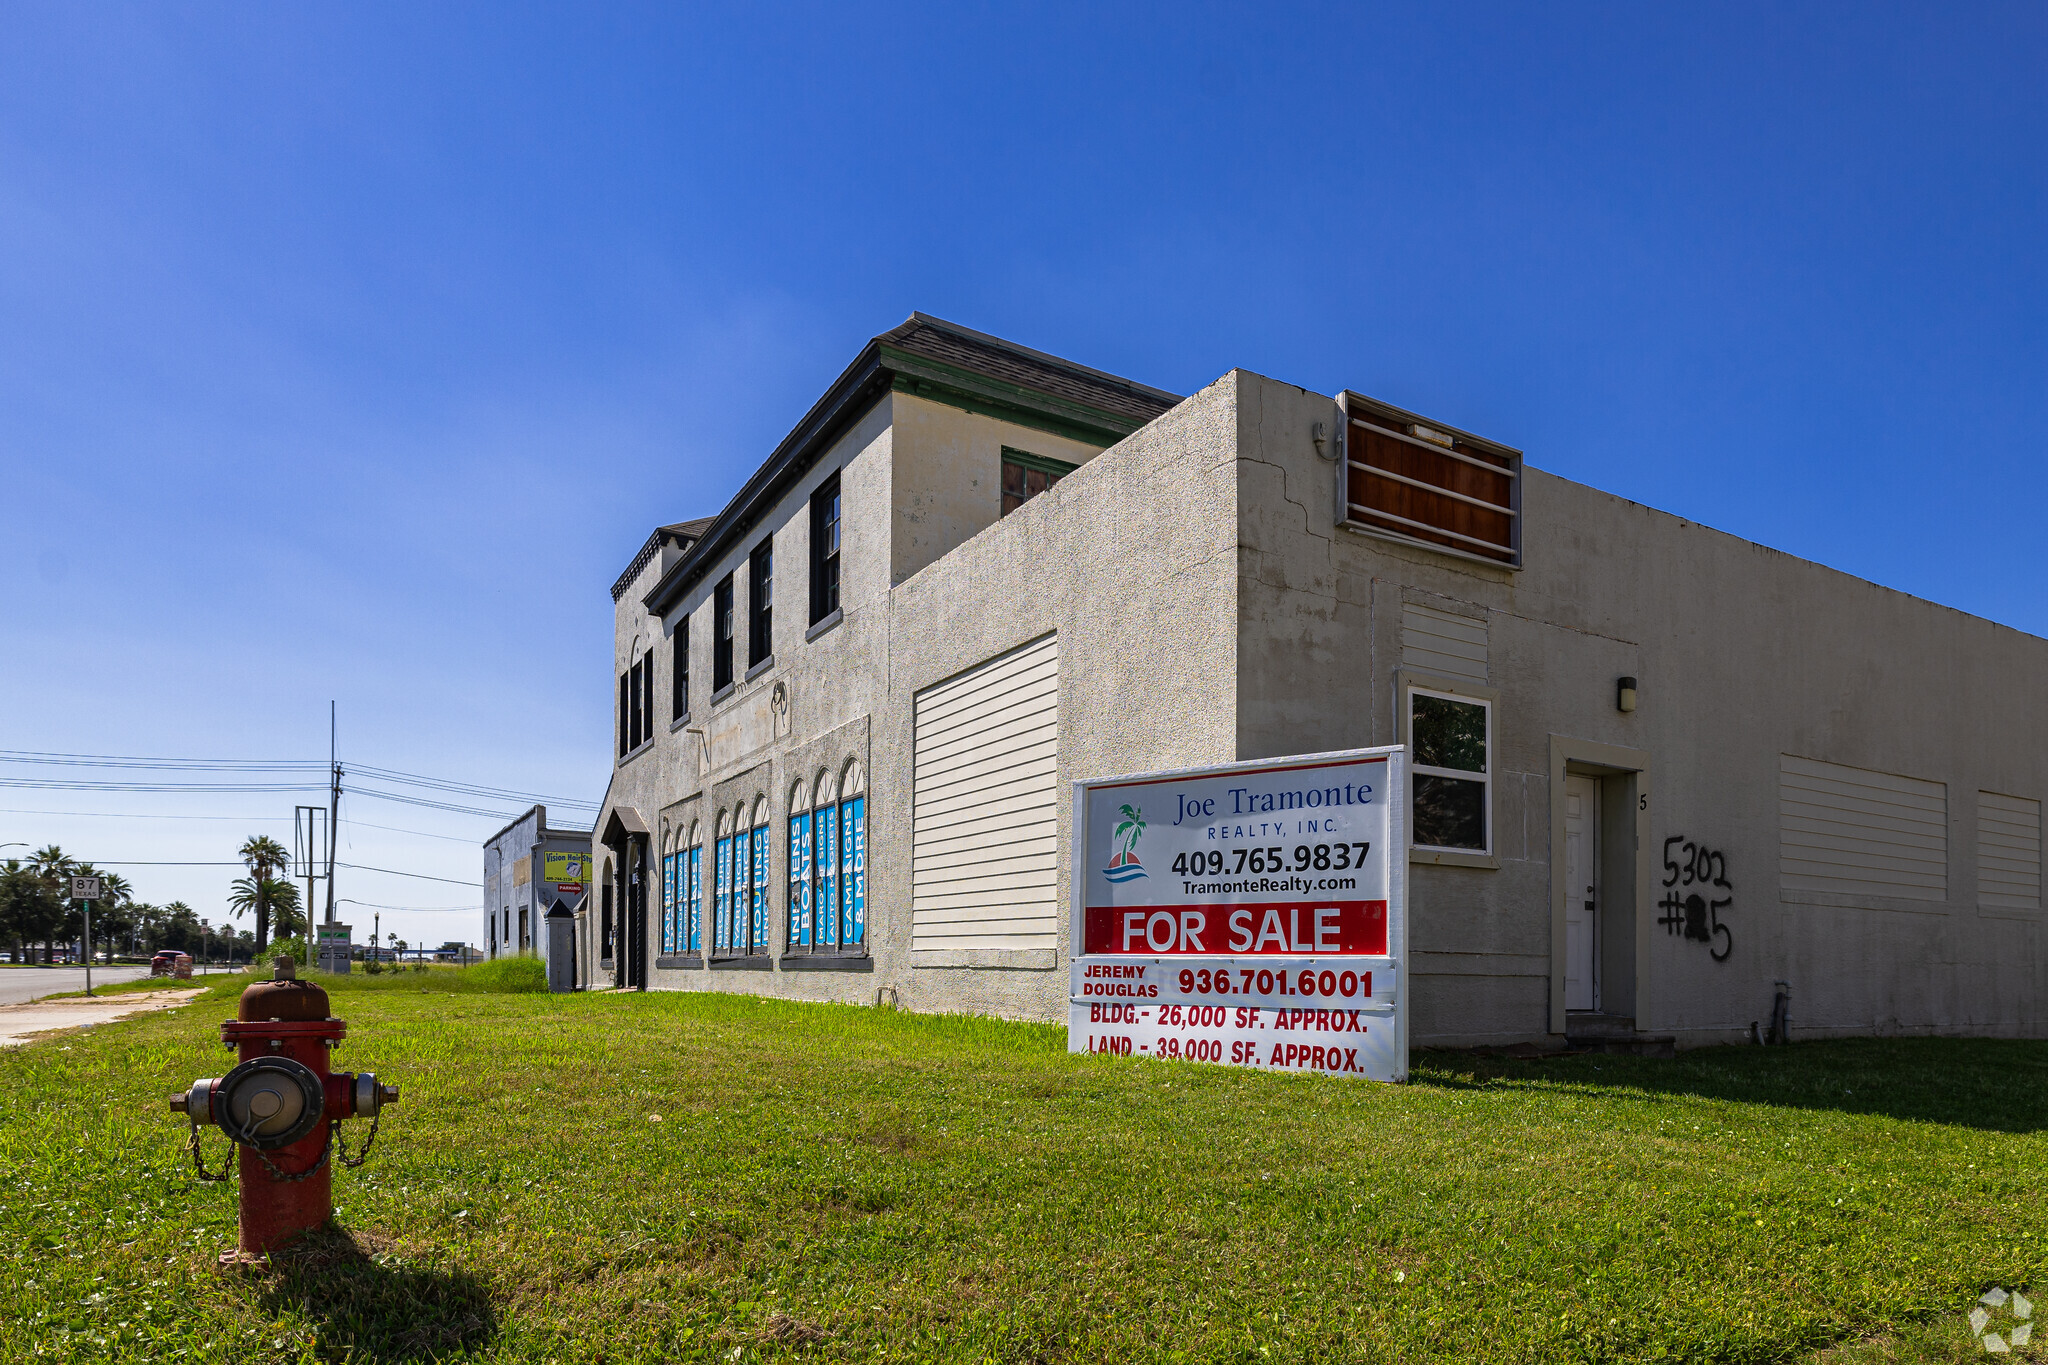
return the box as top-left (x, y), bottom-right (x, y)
top-left (1114, 804), bottom-right (1147, 863)
top-left (237, 836), bottom-right (294, 951)
top-left (25, 847), bottom-right (79, 962)
top-left (228, 874), bottom-right (300, 953)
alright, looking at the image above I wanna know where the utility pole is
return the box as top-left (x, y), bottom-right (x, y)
top-left (325, 701), bottom-right (340, 925)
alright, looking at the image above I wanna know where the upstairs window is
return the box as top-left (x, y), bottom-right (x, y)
top-left (810, 473), bottom-right (841, 624)
top-left (672, 618), bottom-right (689, 722)
top-left (1409, 688), bottom-right (1491, 853)
top-left (748, 538), bottom-right (773, 668)
top-left (713, 575), bottom-right (735, 693)
top-left (1343, 394), bottom-right (1521, 568)
top-left (617, 672), bottom-right (629, 758)
top-left (627, 656), bottom-right (645, 751)
top-left (1001, 448), bottom-right (1078, 516)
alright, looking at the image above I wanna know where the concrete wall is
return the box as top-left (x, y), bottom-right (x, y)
top-left (600, 361), bottom-right (2045, 1047)
top-left (597, 377), bottom-right (1245, 1015)
top-left (1226, 368), bottom-right (2048, 1047)
top-left (888, 392), bottom-right (1106, 586)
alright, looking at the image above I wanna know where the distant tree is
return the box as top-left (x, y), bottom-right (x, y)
top-left (159, 902), bottom-right (200, 953)
top-left (25, 847), bottom-right (77, 962)
top-left (0, 861), bottom-right (63, 965)
top-left (235, 836), bottom-right (295, 950)
top-left (228, 875), bottom-right (301, 952)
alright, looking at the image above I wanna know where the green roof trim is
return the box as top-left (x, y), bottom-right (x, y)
top-left (881, 346), bottom-right (1144, 447)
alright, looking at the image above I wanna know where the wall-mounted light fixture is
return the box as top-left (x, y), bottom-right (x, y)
top-left (1617, 676), bottom-right (1638, 713)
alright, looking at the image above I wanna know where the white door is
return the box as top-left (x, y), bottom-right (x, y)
top-left (1564, 775), bottom-right (1600, 1011)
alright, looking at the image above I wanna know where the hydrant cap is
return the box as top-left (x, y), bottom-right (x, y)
top-left (238, 964), bottom-right (331, 1022)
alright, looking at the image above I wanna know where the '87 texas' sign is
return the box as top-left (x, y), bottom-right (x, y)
top-left (1069, 747), bottom-right (1410, 1082)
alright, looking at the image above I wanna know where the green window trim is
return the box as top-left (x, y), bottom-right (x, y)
top-left (1000, 448), bottom-right (1080, 478)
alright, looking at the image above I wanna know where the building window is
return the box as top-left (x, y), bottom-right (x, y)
top-left (1410, 688), bottom-right (1491, 852)
top-left (750, 797), bottom-right (770, 954)
top-left (1001, 448), bottom-right (1078, 516)
top-left (791, 764), bottom-right (866, 953)
top-left (712, 813), bottom-right (734, 955)
top-left (712, 802), bottom-right (769, 957)
top-left (617, 672), bottom-right (630, 758)
top-left (628, 659), bottom-right (643, 751)
top-left (673, 618), bottom-right (689, 722)
top-left (788, 782), bottom-right (813, 950)
top-left (1343, 394), bottom-right (1522, 568)
top-left (685, 827), bottom-right (702, 953)
top-left (661, 843), bottom-right (677, 954)
top-left (713, 575), bottom-right (735, 692)
top-left (749, 539), bottom-right (773, 667)
top-left (810, 473), bottom-right (841, 624)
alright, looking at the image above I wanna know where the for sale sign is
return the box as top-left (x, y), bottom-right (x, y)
top-left (1069, 747), bottom-right (1408, 1081)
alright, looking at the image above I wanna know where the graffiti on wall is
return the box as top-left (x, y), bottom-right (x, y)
top-left (1659, 836), bottom-right (1733, 962)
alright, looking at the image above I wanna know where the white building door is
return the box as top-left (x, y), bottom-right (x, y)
top-left (1564, 774), bottom-right (1600, 1012)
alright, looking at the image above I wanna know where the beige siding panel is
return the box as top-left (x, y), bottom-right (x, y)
top-left (1401, 603), bottom-right (1487, 683)
top-left (912, 635), bottom-right (1060, 950)
top-left (1780, 754), bottom-right (1948, 901)
top-left (1978, 791), bottom-right (2042, 911)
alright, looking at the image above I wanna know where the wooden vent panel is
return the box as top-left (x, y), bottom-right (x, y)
top-left (1342, 396), bottom-right (1520, 567)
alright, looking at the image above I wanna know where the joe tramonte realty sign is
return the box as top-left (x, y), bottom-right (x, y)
top-left (1069, 747), bottom-right (1409, 1082)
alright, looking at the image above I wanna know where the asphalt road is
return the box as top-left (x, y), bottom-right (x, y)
top-left (0, 965), bottom-right (154, 1005)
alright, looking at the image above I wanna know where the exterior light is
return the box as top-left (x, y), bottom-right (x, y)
top-left (1617, 677), bottom-right (1638, 713)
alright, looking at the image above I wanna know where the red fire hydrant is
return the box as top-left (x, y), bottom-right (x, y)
top-left (171, 957), bottom-right (398, 1262)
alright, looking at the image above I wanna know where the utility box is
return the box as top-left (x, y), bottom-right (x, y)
top-left (545, 902), bottom-right (576, 992)
top-left (316, 923), bottom-right (353, 975)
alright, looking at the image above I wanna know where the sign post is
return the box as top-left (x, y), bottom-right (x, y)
top-left (1069, 747), bottom-right (1408, 1081)
top-left (70, 876), bottom-right (103, 997)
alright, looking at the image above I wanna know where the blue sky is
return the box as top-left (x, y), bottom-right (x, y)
top-left (3, 4), bottom-right (2043, 945)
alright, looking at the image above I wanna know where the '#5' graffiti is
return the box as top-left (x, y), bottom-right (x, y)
top-left (1658, 836), bottom-right (1732, 962)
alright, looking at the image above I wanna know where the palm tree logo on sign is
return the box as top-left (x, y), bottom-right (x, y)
top-left (1971, 1287), bottom-right (2034, 1354)
top-left (1105, 805), bottom-right (1147, 883)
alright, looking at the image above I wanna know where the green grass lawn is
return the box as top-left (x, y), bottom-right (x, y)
top-left (0, 975), bottom-right (2042, 1364)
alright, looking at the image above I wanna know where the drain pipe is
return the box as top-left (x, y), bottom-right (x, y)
top-left (1767, 980), bottom-right (1792, 1045)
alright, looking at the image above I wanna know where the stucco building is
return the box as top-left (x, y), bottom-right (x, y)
top-left (482, 804), bottom-right (592, 979)
top-left (589, 313), bottom-right (2046, 1049)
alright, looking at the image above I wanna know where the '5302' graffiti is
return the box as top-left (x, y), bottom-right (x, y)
top-left (1659, 836), bottom-right (1732, 962)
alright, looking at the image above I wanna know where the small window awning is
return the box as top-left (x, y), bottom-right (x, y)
top-left (601, 806), bottom-right (649, 845)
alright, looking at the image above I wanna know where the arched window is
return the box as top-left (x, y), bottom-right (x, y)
top-left (789, 761), bottom-right (867, 955)
top-left (713, 811), bottom-right (734, 956)
top-left (659, 827), bottom-right (676, 955)
top-left (749, 796), bottom-right (770, 955)
top-left (788, 780), bottom-right (813, 950)
top-left (684, 820), bottom-right (703, 955)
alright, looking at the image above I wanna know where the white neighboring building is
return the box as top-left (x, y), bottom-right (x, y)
top-left (482, 804), bottom-right (592, 979)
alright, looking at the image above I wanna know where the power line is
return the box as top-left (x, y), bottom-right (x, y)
top-left (340, 898), bottom-right (481, 914)
top-left (0, 749), bottom-right (322, 771)
top-left (336, 861), bottom-right (482, 887)
top-left (349, 763), bottom-right (599, 809)
top-left (0, 780), bottom-right (320, 796)
top-left (0, 808), bottom-right (293, 821)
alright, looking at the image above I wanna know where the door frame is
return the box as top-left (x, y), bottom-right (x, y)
top-left (1563, 772), bottom-right (1602, 1013)
top-left (1547, 736), bottom-right (1651, 1036)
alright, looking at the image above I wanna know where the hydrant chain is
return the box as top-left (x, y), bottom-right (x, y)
top-left (186, 1120), bottom-right (233, 1184)
top-left (337, 1110), bottom-right (382, 1170)
top-left (253, 1122), bottom-right (335, 1185)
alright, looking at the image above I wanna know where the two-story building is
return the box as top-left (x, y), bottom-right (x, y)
top-left (589, 313), bottom-right (2046, 1049)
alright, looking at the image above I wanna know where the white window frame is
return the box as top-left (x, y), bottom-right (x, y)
top-left (1398, 675), bottom-right (1497, 865)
